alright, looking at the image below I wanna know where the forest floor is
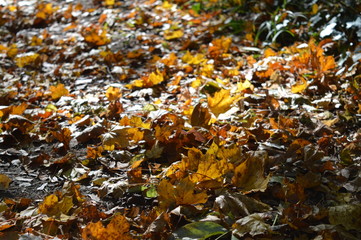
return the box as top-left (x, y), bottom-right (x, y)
top-left (0, 0), bottom-right (361, 239)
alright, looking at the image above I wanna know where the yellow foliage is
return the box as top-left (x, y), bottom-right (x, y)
top-left (0, 174), bottom-right (11, 190)
top-left (105, 0), bottom-right (115, 6)
top-left (106, 86), bottom-right (122, 101)
top-left (182, 51), bottom-right (206, 65)
top-left (207, 89), bottom-right (236, 117)
top-left (49, 83), bottom-right (69, 100)
top-left (127, 70), bottom-right (164, 89)
top-left (291, 77), bottom-right (308, 93)
top-left (15, 53), bottom-right (39, 68)
top-left (164, 30), bottom-right (184, 40)
top-left (157, 177), bottom-right (208, 209)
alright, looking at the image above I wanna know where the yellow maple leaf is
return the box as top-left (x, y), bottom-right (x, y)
top-left (104, 0), bottom-right (115, 6)
top-left (237, 79), bottom-right (253, 92)
top-left (49, 83), bottom-right (69, 100)
top-left (164, 29), bottom-right (184, 40)
top-left (106, 86), bottom-right (122, 101)
top-left (157, 177), bottom-right (208, 210)
top-left (0, 174), bottom-right (11, 190)
top-left (207, 89), bottom-right (236, 117)
top-left (38, 194), bottom-right (59, 215)
top-left (15, 52), bottom-right (39, 68)
top-left (291, 77), bottom-right (308, 93)
top-left (181, 51), bottom-right (206, 65)
top-left (126, 70), bottom-right (164, 89)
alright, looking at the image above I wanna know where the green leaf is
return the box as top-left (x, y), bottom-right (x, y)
top-left (172, 221), bottom-right (227, 240)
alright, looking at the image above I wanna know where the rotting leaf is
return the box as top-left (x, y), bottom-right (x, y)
top-left (232, 213), bottom-right (272, 238)
top-left (190, 103), bottom-right (212, 129)
top-left (329, 204), bottom-right (361, 230)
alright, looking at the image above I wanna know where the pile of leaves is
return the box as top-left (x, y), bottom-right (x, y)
top-left (0, 0), bottom-right (360, 239)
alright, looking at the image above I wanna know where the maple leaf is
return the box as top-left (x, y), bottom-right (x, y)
top-left (127, 70), bottom-right (164, 89)
top-left (207, 89), bottom-right (236, 117)
top-left (291, 76), bottom-right (308, 93)
top-left (82, 215), bottom-right (135, 240)
top-left (106, 86), bottom-right (122, 101)
top-left (49, 83), bottom-right (69, 100)
top-left (157, 177), bottom-right (208, 210)
top-left (232, 151), bottom-right (270, 192)
top-left (164, 29), bottom-right (184, 40)
top-left (181, 51), bottom-right (206, 65)
top-left (15, 52), bottom-right (40, 68)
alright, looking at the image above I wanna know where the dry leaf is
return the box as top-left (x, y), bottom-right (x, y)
top-left (207, 89), bottom-right (236, 117)
top-left (49, 83), bottom-right (69, 100)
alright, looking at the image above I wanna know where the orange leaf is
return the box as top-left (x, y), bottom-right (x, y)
top-left (82, 215), bottom-right (134, 240)
top-left (49, 83), bottom-right (69, 100)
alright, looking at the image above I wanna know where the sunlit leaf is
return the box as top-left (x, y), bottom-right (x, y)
top-left (157, 177), bottom-right (208, 210)
top-left (291, 77), bottom-right (308, 93)
top-left (15, 52), bottom-right (39, 68)
top-left (104, 0), bottom-right (115, 6)
top-left (164, 29), bottom-right (184, 40)
top-left (207, 89), bottom-right (236, 117)
top-left (181, 51), bottom-right (206, 65)
top-left (82, 215), bottom-right (134, 240)
top-left (49, 83), bottom-right (69, 100)
top-left (106, 86), bottom-right (122, 101)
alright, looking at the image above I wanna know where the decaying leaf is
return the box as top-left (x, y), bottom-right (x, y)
top-left (329, 204), bottom-right (361, 230)
top-left (232, 213), bottom-right (272, 237)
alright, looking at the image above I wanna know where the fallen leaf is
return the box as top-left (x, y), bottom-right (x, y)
top-left (207, 89), bottom-right (236, 117)
top-left (49, 83), bottom-right (69, 100)
top-left (106, 86), bottom-right (122, 101)
top-left (0, 174), bottom-right (12, 190)
top-left (232, 151), bottom-right (270, 192)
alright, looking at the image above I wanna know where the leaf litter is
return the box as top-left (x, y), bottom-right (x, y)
top-left (0, 0), bottom-right (360, 239)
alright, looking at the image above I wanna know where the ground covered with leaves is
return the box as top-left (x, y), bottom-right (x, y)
top-left (0, 0), bottom-right (360, 239)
